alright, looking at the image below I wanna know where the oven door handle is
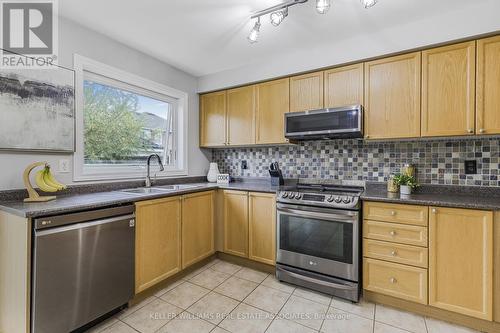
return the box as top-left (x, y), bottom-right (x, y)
top-left (277, 266), bottom-right (356, 290)
top-left (277, 207), bottom-right (357, 223)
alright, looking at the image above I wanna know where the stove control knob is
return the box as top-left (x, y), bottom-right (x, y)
top-left (334, 196), bottom-right (342, 203)
top-left (281, 192), bottom-right (288, 198)
top-left (289, 193), bottom-right (295, 199)
top-left (343, 197), bottom-right (352, 204)
top-left (295, 193), bottom-right (302, 200)
top-left (326, 195), bottom-right (334, 202)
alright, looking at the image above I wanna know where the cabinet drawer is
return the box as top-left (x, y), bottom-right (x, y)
top-left (364, 258), bottom-right (428, 304)
top-left (363, 220), bottom-right (428, 247)
top-left (363, 239), bottom-right (428, 268)
top-left (363, 202), bottom-right (428, 226)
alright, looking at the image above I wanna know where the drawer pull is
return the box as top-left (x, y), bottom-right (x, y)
top-left (391, 250), bottom-right (398, 256)
top-left (391, 211), bottom-right (396, 216)
top-left (389, 230), bottom-right (397, 236)
top-left (432, 208), bottom-right (437, 214)
top-left (389, 277), bottom-right (397, 284)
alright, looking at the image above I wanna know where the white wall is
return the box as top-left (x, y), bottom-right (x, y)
top-left (198, 1), bottom-right (500, 92)
top-left (0, 17), bottom-right (210, 190)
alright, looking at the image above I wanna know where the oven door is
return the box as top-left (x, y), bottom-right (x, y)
top-left (276, 203), bottom-right (359, 282)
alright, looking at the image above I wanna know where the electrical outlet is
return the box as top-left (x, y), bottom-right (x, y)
top-left (241, 160), bottom-right (248, 170)
top-left (59, 159), bottom-right (70, 173)
top-left (464, 160), bottom-right (477, 174)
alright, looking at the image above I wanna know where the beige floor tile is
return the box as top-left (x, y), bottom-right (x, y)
top-left (99, 321), bottom-right (137, 333)
top-left (243, 285), bottom-right (290, 314)
top-left (154, 279), bottom-right (184, 297)
top-left (234, 267), bottom-right (269, 284)
top-left (425, 317), bottom-right (479, 333)
top-left (375, 305), bottom-right (426, 333)
top-left (160, 281), bottom-right (210, 309)
top-left (293, 287), bottom-right (332, 306)
top-left (117, 296), bottom-right (156, 319)
top-left (219, 303), bottom-right (274, 333)
top-left (279, 295), bottom-right (328, 330)
top-left (121, 298), bottom-right (182, 333)
top-left (211, 261), bottom-right (243, 275)
top-left (182, 265), bottom-right (211, 280)
top-left (85, 317), bottom-right (119, 332)
top-left (321, 307), bottom-right (373, 333)
top-left (215, 276), bottom-right (259, 301)
top-left (266, 318), bottom-right (317, 333)
top-left (211, 327), bottom-right (231, 333)
top-left (187, 291), bottom-right (240, 325)
top-left (205, 258), bottom-right (221, 267)
top-left (261, 275), bottom-right (295, 294)
top-left (374, 322), bottom-right (412, 333)
top-left (156, 311), bottom-right (215, 333)
top-left (330, 297), bottom-right (375, 320)
top-left (189, 268), bottom-right (231, 289)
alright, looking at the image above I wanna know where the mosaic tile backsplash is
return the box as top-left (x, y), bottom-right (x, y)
top-left (212, 138), bottom-right (500, 187)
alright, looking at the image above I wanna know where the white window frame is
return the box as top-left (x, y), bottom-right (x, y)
top-left (73, 54), bottom-right (188, 182)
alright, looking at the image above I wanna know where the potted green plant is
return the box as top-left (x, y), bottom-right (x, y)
top-left (393, 174), bottom-right (419, 195)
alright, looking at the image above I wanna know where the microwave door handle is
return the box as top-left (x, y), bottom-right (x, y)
top-left (277, 266), bottom-right (356, 290)
top-left (277, 207), bottom-right (356, 223)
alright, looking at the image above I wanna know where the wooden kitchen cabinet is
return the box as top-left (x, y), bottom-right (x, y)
top-left (223, 190), bottom-right (249, 258)
top-left (249, 192), bottom-right (276, 265)
top-left (227, 85), bottom-right (256, 145)
top-left (476, 36), bottom-right (500, 135)
top-left (200, 91), bottom-right (227, 147)
top-left (182, 191), bottom-right (215, 269)
top-left (135, 196), bottom-right (182, 293)
top-left (421, 42), bottom-right (476, 137)
top-left (324, 63), bottom-right (364, 108)
top-left (364, 52), bottom-right (421, 139)
top-left (429, 207), bottom-right (493, 320)
top-left (290, 71), bottom-right (324, 112)
top-left (256, 78), bottom-right (289, 144)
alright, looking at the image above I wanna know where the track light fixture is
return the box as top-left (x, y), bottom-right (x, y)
top-left (248, 0), bottom-right (379, 43)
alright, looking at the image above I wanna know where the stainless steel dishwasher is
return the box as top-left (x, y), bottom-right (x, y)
top-left (31, 205), bottom-right (135, 333)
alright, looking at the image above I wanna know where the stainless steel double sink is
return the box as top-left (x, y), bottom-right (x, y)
top-left (120, 184), bottom-right (204, 195)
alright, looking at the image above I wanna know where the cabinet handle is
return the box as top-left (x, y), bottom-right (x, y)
top-left (390, 211), bottom-right (396, 216)
top-left (365, 135), bottom-right (370, 139)
top-left (390, 230), bottom-right (396, 236)
top-left (391, 250), bottom-right (397, 256)
top-left (432, 208), bottom-right (437, 214)
top-left (389, 277), bottom-right (397, 284)
top-left (479, 129), bottom-right (485, 134)
top-left (467, 129), bottom-right (473, 134)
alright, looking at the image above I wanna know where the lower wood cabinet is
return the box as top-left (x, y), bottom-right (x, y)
top-left (223, 190), bottom-right (249, 258)
top-left (182, 191), bottom-right (215, 269)
top-left (429, 207), bottom-right (493, 320)
top-left (249, 192), bottom-right (276, 265)
top-left (135, 197), bottom-right (182, 294)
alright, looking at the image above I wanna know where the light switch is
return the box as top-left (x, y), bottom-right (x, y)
top-left (59, 159), bottom-right (70, 173)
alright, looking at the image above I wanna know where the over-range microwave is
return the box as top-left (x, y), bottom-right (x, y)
top-left (284, 105), bottom-right (363, 141)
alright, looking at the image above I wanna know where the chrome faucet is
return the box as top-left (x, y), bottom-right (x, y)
top-left (145, 154), bottom-right (164, 187)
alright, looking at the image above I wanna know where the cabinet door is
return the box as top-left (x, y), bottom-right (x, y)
top-left (256, 78), bottom-right (289, 144)
top-left (223, 190), bottom-right (248, 258)
top-left (422, 42), bottom-right (476, 137)
top-left (290, 71), bottom-right (324, 112)
top-left (182, 191), bottom-right (214, 269)
top-left (364, 52), bottom-right (421, 139)
top-left (324, 64), bottom-right (364, 108)
top-left (200, 91), bottom-right (227, 147)
top-left (249, 192), bottom-right (276, 265)
top-left (429, 207), bottom-right (493, 320)
top-left (135, 197), bottom-right (181, 293)
top-left (476, 36), bottom-right (500, 135)
top-left (227, 85), bottom-right (256, 145)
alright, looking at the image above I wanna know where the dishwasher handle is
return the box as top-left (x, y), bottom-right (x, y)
top-left (35, 214), bottom-right (135, 236)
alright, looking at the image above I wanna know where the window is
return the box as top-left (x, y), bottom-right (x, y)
top-left (73, 55), bottom-right (188, 181)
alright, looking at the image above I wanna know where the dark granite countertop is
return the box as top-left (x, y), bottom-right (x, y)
top-left (0, 180), bottom-right (280, 218)
top-left (362, 183), bottom-right (500, 211)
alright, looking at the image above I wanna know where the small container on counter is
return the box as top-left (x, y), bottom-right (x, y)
top-left (387, 175), bottom-right (399, 193)
top-left (402, 164), bottom-right (416, 178)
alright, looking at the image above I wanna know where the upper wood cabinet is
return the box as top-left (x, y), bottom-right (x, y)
top-left (200, 91), bottom-right (226, 147)
top-left (227, 85), bottom-right (256, 146)
top-left (476, 36), bottom-right (500, 135)
top-left (223, 190), bottom-right (249, 258)
top-left (249, 192), bottom-right (276, 265)
top-left (290, 71), bottom-right (324, 112)
top-left (135, 197), bottom-right (181, 293)
top-left (256, 78), bottom-right (290, 144)
top-left (364, 52), bottom-right (421, 139)
top-left (429, 207), bottom-right (493, 320)
top-left (421, 41), bottom-right (476, 137)
top-left (324, 64), bottom-right (364, 108)
top-left (182, 191), bottom-right (214, 269)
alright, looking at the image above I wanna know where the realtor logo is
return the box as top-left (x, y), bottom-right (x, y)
top-left (0, 0), bottom-right (58, 68)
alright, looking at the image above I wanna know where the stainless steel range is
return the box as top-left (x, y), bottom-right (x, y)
top-left (276, 183), bottom-right (363, 302)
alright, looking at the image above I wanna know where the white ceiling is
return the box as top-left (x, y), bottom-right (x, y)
top-left (60, 0), bottom-right (500, 82)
